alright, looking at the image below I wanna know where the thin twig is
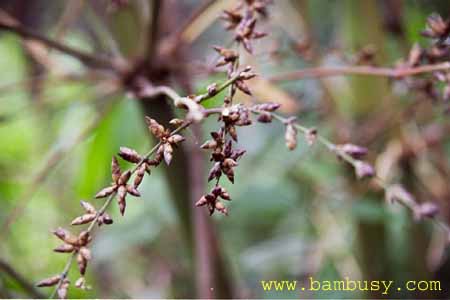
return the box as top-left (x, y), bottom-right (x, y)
top-left (268, 62), bottom-right (450, 82)
top-left (0, 9), bottom-right (123, 72)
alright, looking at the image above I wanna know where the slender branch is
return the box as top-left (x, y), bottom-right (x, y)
top-left (0, 259), bottom-right (45, 298)
top-left (48, 120), bottom-right (192, 298)
top-left (0, 10), bottom-right (123, 72)
top-left (251, 109), bottom-right (450, 238)
top-left (268, 62), bottom-right (450, 82)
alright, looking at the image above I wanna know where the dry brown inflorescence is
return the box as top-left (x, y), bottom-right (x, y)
top-left (30, 1), bottom-right (450, 298)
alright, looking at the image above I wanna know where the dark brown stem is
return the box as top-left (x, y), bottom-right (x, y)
top-left (268, 62), bottom-right (450, 82)
top-left (0, 10), bottom-right (124, 72)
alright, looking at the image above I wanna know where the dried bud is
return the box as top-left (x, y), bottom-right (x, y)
top-left (75, 277), bottom-right (85, 289)
top-left (162, 143), bottom-right (173, 165)
top-left (117, 185), bottom-right (127, 216)
top-left (126, 185), bottom-right (141, 197)
top-left (195, 195), bottom-right (208, 207)
top-left (215, 201), bottom-right (228, 215)
top-left (235, 80), bottom-right (252, 95)
top-left (223, 166), bottom-right (235, 183)
top-left (118, 147), bottom-right (141, 163)
top-left (111, 156), bottom-right (121, 182)
top-left (78, 231), bottom-right (91, 246)
top-left (254, 102), bottom-right (281, 112)
top-left (200, 140), bottom-right (217, 150)
top-left (80, 201), bottom-right (96, 214)
top-left (354, 161), bottom-right (375, 179)
top-left (167, 134), bottom-right (185, 144)
top-left (118, 170), bottom-right (131, 185)
top-left (414, 202), bottom-right (440, 220)
top-left (101, 213), bottom-right (113, 225)
top-left (306, 128), bottom-right (317, 146)
top-left (54, 243), bottom-right (75, 253)
top-left (79, 247), bottom-right (92, 261)
top-left (95, 185), bottom-right (117, 199)
top-left (71, 214), bottom-right (96, 226)
top-left (77, 252), bottom-right (87, 275)
top-left (228, 125), bottom-right (238, 142)
top-left (257, 111), bottom-right (272, 123)
top-left (169, 118), bottom-right (184, 127)
top-left (223, 158), bottom-right (238, 168)
top-left (338, 143), bottom-right (368, 159)
top-left (207, 83), bottom-right (218, 95)
top-left (208, 162), bottom-right (222, 182)
top-left (422, 13), bottom-right (449, 38)
top-left (134, 163), bottom-right (146, 188)
top-left (53, 227), bottom-right (78, 245)
top-left (36, 275), bottom-right (61, 287)
top-left (407, 43), bottom-right (422, 67)
top-left (145, 117), bottom-right (166, 138)
top-left (57, 279), bottom-right (69, 299)
top-left (285, 124), bottom-right (297, 150)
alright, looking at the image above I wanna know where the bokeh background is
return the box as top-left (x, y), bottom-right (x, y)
top-left (0, 0), bottom-right (449, 298)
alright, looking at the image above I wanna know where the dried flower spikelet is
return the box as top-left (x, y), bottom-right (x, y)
top-left (54, 243), bottom-right (75, 253)
top-left (195, 195), bottom-right (208, 207)
top-left (167, 134), bottom-right (185, 144)
top-left (53, 227), bottom-right (78, 245)
top-left (36, 275), bottom-right (61, 287)
top-left (200, 139), bottom-right (217, 150)
top-left (95, 185), bottom-right (117, 199)
top-left (422, 13), bottom-right (449, 38)
top-left (79, 247), bottom-right (92, 261)
top-left (285, 124), bottom-right (297, 150)
top-left (208, 162), bottom-right (222, 182)
top-left (253, 102), bottom-right (281, 112)
top-left (169, 118), bottom-right (184, 127)
top-left (215, 201), bottom-right (228, 216)
top-left (207, 83), bottom-right (218, 95)
top-left (77, 252), bottom-right (87, 275)
top-left (161, 143), bottom-right (173, 165)
top-left (354, 161), bottom-right (375, 179)
top-left (134, 163), bottom-right (147, 188)
top-left (117, 185), bottom-right (127, 216)
top-left (101, 212), bottom-right (113, 225)
top-left (78, 231), bottom-right (91, 246)
top-left (118, 170), bottom-right (131, 185)
top-left (407, 43), bottom-right (422, 67)
top-left (75, 277), bottom-right (85, 289)
top-left (414, 202), bottom-right (440, 220)
top-left (145, 117), bottom-right (166, 138)
top-left (80, 201), bottom-right (96, 214)
top-left (235, 80), bottom-right (252, 95)
top-left (71, 214), bottom-right (96, 226)
top-left (338, 143), bottom-right (368, 159)
top-left (118, 147), bottom-right (141, 163)
top-left (306, 128), bottom-right (317, 146)
top-left (111, 156), bottom-right (121, 182)
top-left (257, 111), bottom-right (272, 123)
top-left (126, 185), bottom-right (141, 197)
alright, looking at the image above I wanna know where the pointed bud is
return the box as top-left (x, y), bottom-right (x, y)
top-left (53, 227), bottom-right (79, 245)
top-left (118, 170), bottom-right (131, 185)
top-left (200, 140), bottom-right (217, 150)
top-left (414, 202), bottom-right (439, 220)
top-left (134, 163), bottom-right (146, 188)
top-left (101, 213), bottom-right (113, 225)
top-left (111, 156), bottom-right (121, 182)
top-left (78, 231), bottom-right (91, 246)
top-left (145, 116), bottom-right (166, 138)
top-left (79, 247), bottom-right (92, 261)
top-left (118, 147), bottom-right (141, 163)
top-left (354, 161), bottom-right (375, 179)
top-left (257, 111), bottom-right (272, 123)
top-left (306, 128), bottom-right (317, 146)
top-left (235, 80), bottom-right (252, 95)
top-left (36, 275), bottom-right (61, 287)
top-left (195, 196), bottom-right (208, 207)
top-left (126, 185), bottom-right (141, 197)
top-left (95, 185), bottom-right (117, 199)
top-left (77, 252), bottom-right (87, 275)
top-left (169, 118), bottom-right (184, 127)
top-left (228, 125), bottom-right (238, 142)
top-left (80, 201), bottom-right (96, 214)
top-left (285, 124), bottom-right (297, 150)
top-left (71, 214), bottom-right (96, 226)
top-left (163, 143), bottom-right (173, 165)
top-left (117, 185), bottom-right (127, 216)
top-left (338, 143), bottom-right (368, 159)
top-left (53, 243), bottom-right (75, 253)
top-left (208, 162), bottom-right (222, 182)
top-left (223, 158), bottom-right (238, 168)
top-left (215, 202), bottom-right (228, 215)
top-left (167, 134), bottom-right (185, 144)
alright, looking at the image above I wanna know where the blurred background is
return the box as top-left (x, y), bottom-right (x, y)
top-left (0, 0), bottom-right (449, 298)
